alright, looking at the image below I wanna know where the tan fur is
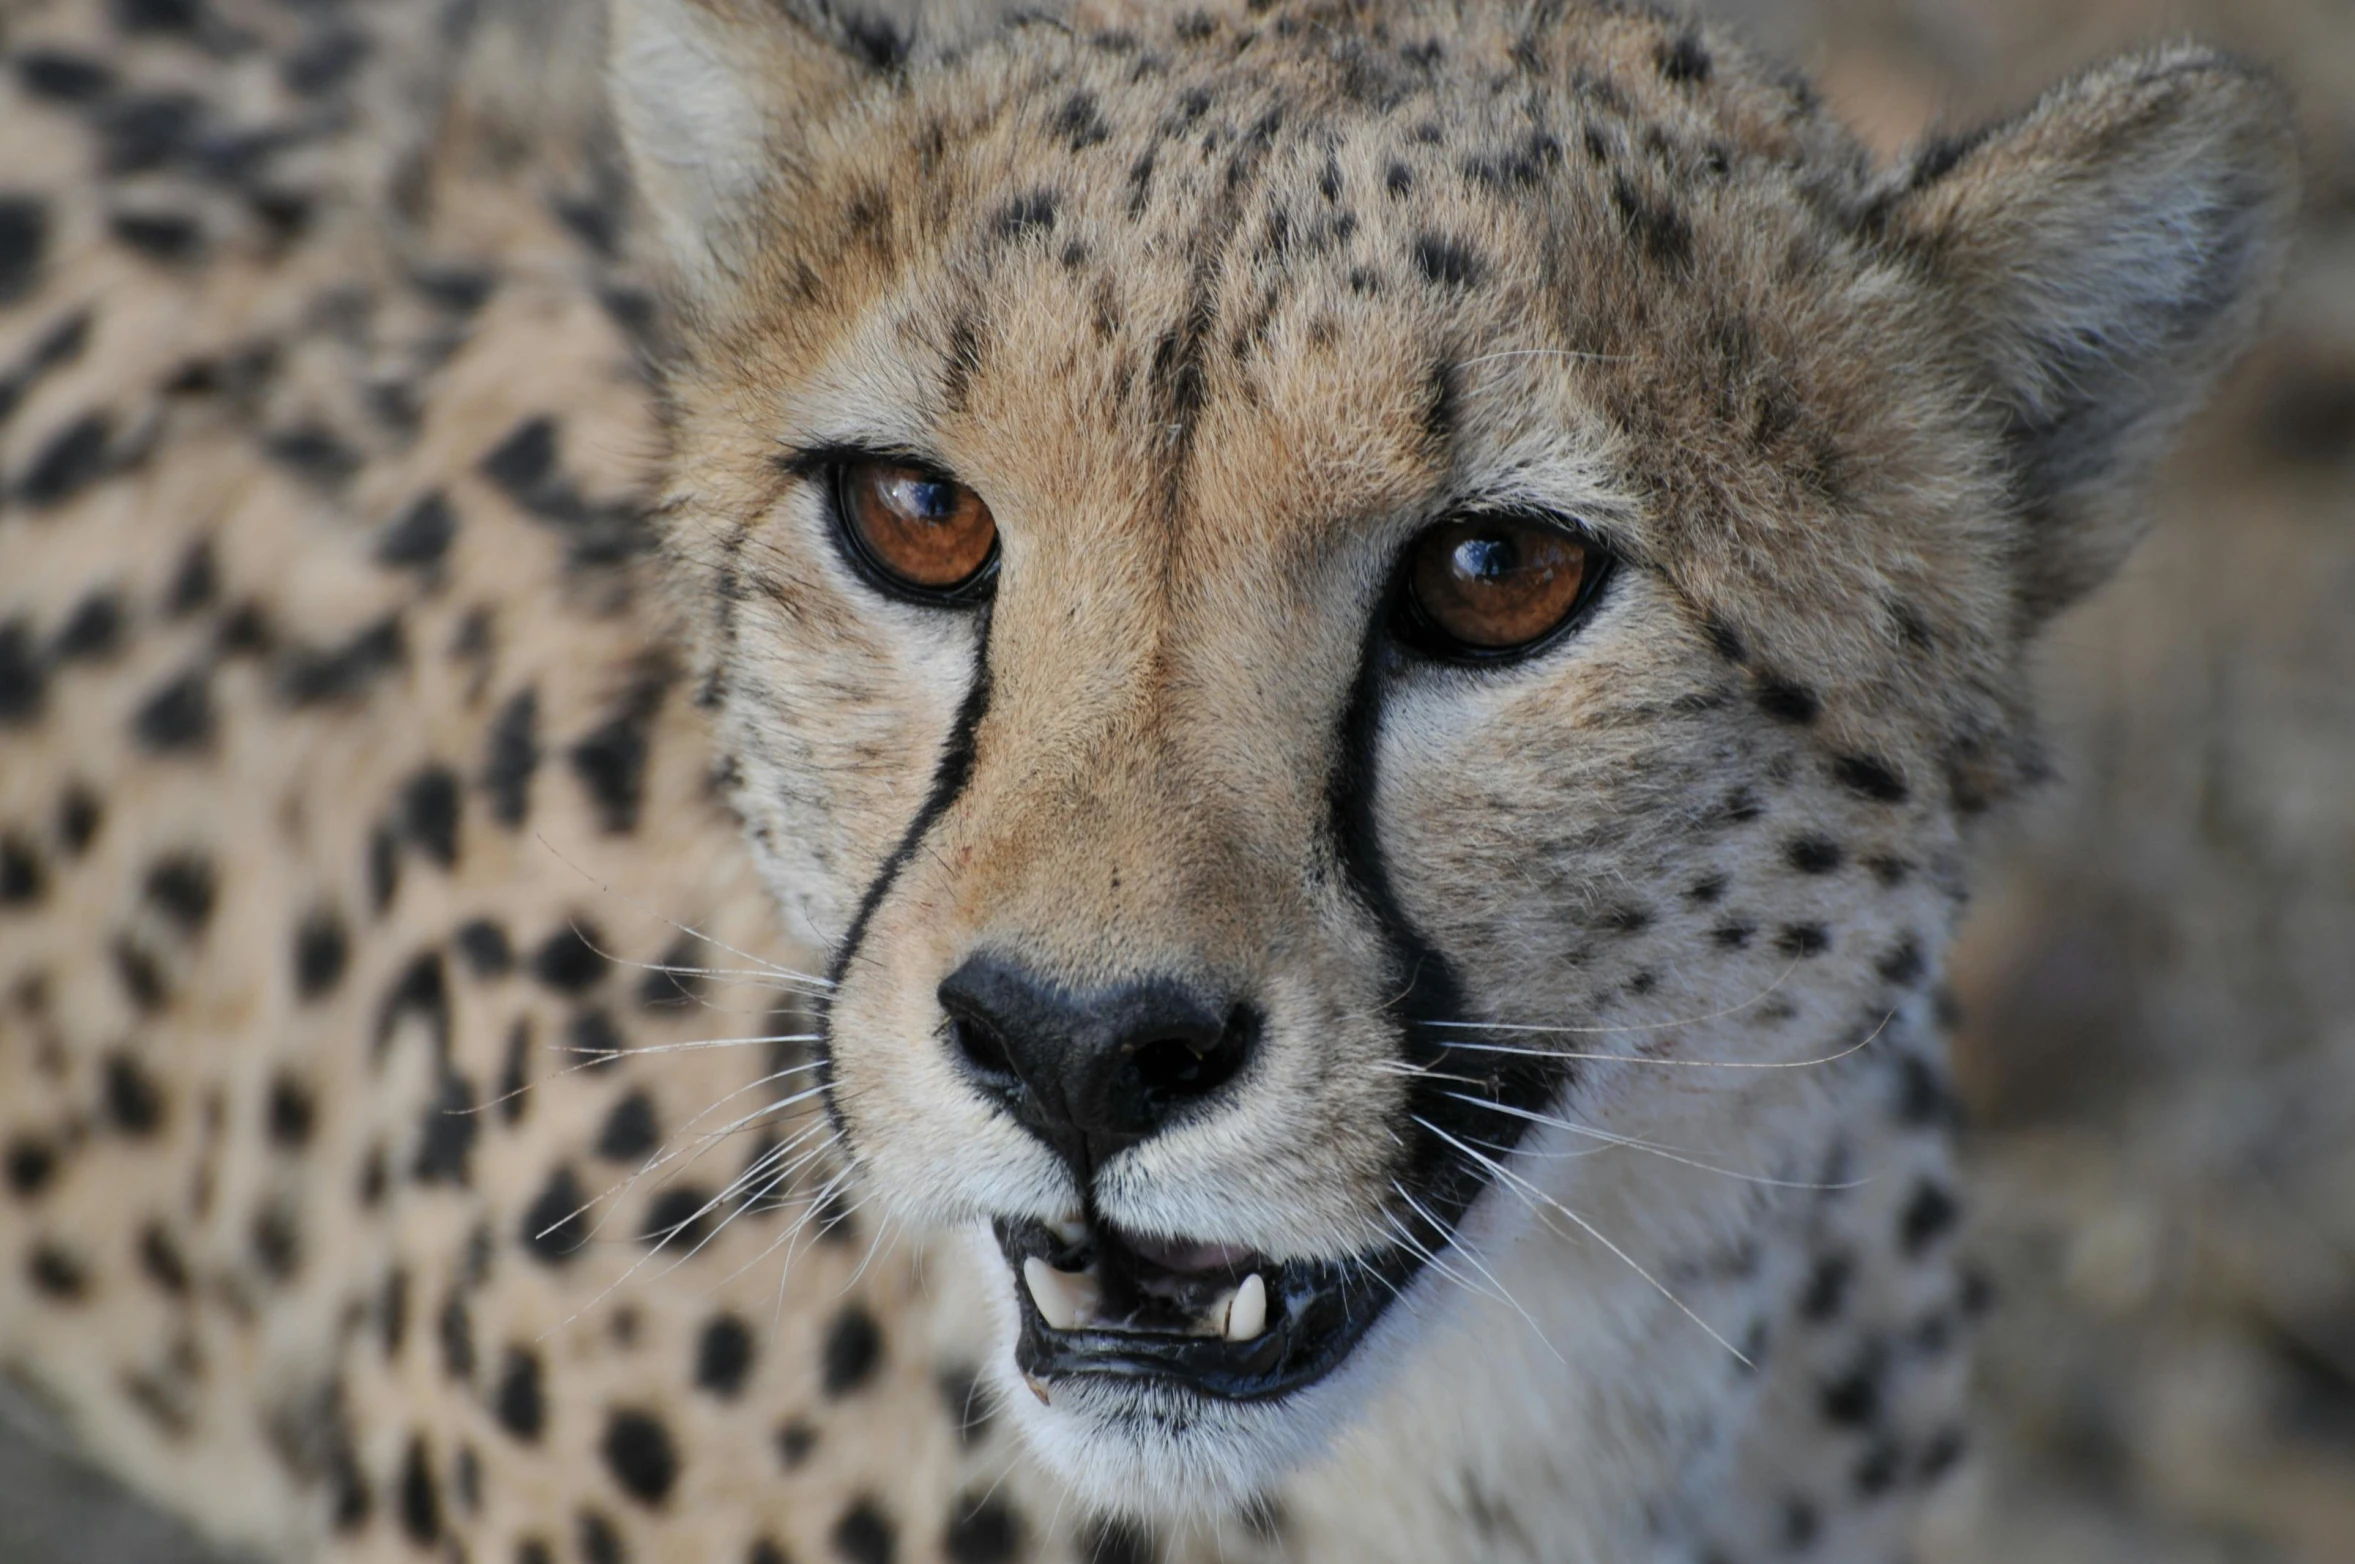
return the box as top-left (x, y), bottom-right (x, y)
top-left (0, 0), bottom-right (2294, 1559)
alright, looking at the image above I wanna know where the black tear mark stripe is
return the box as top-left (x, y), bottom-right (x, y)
top-left (817, 608), bottom-right (997, 1129)
top-left (1326, 613), bottom-right (1568, 1246)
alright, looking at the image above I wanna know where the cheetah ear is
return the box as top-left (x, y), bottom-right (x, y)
top-left (1885, 45), bottom-right (2297, 624)
top-left (607, 0), bottom-right (905, 296)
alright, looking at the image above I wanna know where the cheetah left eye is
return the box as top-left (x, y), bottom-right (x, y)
top-left (1392, 512), bottom-right (1612, 661)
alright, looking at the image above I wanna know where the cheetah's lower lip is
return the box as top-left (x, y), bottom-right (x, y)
top-left (993, 1218), bottom-right (1421, 1402)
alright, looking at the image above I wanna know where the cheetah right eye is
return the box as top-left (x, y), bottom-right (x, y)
top-left (1392, 511), bottom-right (1612, 662)
top-left (830, 458), bottom-right (1000, 605)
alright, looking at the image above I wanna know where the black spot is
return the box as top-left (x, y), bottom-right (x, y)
top-left (494, 1346), bottom-right (545, 1440)
top-left (995, 190), bottom-right (1060, 243)
top-left (372, 951), bottom-right (450, 1060)
top-left (1785, 836), bottom-right (1842, 875)
top-left (1876, 938), bottom-right (1925, 987)
top-left (639, 1185), bottom-right (712, 1249)
top-left (1775, 923), bottom-right (1830, 958)
top-left (455, 918), bottom-right (513, 977)
top-left (400, 766), bottom-right (462, 867)
top-left (1867, 854), bottom-right (1913, 888)
top-left (264, 425), bottom-right (361, 489)
top-left (602, 1409), bottom-right (679, 1506)
top-left (0, 621), bottom-right (44, 725)
top-left (1720, 787), bottom-right (1763, 825)
top-left (1853, 1438), bottom-right (1902, 1496)
top-left (282, 26), bottom-right (369, 95)
top-left (439, 1291), bottom-right (476, 1381)
top-left (27, 1241), bottom-right (88, 1299)
top-left (1900, 1179), bottom-right (1959, 1255)
top-left (453, 1444), bottom-right (481, 1512)
top-left (250, 1198), bottom-right (300, 1279)
top-left (145, 852), bottom-right (216, 930)
top-left (57, 784), bottom-right (102, 855)
top-left (1084, 1518), bottom-right (1157, 1564)
top-left (481, 418), bottom-right (556, 496)
top-left (1831, 754), bottom-right (1908, 803)
top-left (139, 1222), bottom-right (189, 1294)
top-left (571, 668), bottom-right (668, 834)
top-left (1895, 1053), bottom-right (1953, 1127)
top-left (378, 492), bottom-right (457, 570)
top-left (1820, 1356), bottom-right (1881, 1427)
top-left (637, 936), bottom-right (706, 1009)
top-left (498, 1019), bottom-right (532, 1125)
top-left (1053, 91), bottom-right (1110, 150)
top-left (113, 936), bottom-right (166, 1011)
top-left (1780, 1496), bottom-right (1819, 1551)
top-left (532, 923), bottom-right (608, 993)
top-left (267, 1074), bottom-right (315, 1148)
top-left (15, 51), bottom-right (115, 103)
top-left (1410, 234), bottom-right (1483, 290)
top-left (937, 1366), bottom-right (995, 1447)
top-left (412, 1069), bottom-right (477, 1185)
top-left (0, 836), bottom-right (45, 906)
top-left (596, 1091), bottom-right (660, 1161)
top-left (1799, 1252), bottom-right (1850, 1323)
top-left (1710, 921), bottom-right (1753, 950)
top-left (578, 1511), bottom-right (625, 1564)
top-left (5, 1137), bottom-right (57, 1198)
top-left (277, 615), bottom-right (404, 706)
top-left (52, 590), bottom-right (126, 661)
top-left (1385, 162), bottom-right (1413, 196)
top-left (103, 1051), bottom-right (166, 1135)
top-left (1754, 675), bottom-right (1819, 725)
top-left (1608, 175), bottom-right (1692, 268)
top-left (483, 687), bottom-right (539, 828)
top-left (0, 198), bottom-right (50, 305)
top-left (521, 1166), bottom-right (587, 1266)
top-left (1601, 905), bottom-right (1652, 935)
top-left (569, 1006), bottom-right (625, 1070)
top-left (833, 1499), bottom-right (896, 1564)
top-left (112, 209), bottom-right (204, 262)
top-left (822, 1303), bottom-right (884, 1396)
top-left (394, 1433), bottom-right (442, 1544)
top-left (695, 1314), bottom-right (754, 1399)
top-left (517, 1543), bottom-right (554, 1564)
top-left (1655, 31), bottom-right (1712, 84)
top-left (1917, 1426), bottom-right (1968, 1482)
top-left (293, 909), bottom-right (349, 999)
top-left (114, 0), bottom-right (203, 32)
top-left (776, 1420), bottom-right (817, 1468)
top-left (945, 1495), bottom-right (1022, 1564)
top-left (133, 663), bottom-right (215, 746)
top-left (1686, 874), bottom-right (1726, 905)
top-left (165, 540), bottom-right (217, 616)
top-left (96, 90), bottom-right (201, 175)
top-left (1702, 615), bottom-right (1748, 663)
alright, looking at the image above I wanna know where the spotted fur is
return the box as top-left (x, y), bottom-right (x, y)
top-left (0, 0), bottom-right (2294, 1560)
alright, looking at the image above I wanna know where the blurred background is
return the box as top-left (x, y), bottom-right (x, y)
top-left (1711, 0), bottom-right (2355, 1559)
top-left (3, 0), bottom-right (2351, 1559)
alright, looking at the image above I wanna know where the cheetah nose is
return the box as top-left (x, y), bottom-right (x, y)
top-left (938, 953), bottom-right (1256, 1175)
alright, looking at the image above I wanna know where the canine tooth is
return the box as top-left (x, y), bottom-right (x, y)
top-left (1022, 1257), bottom-right (1101, 1330)
top-left (1023, 1373), bottom-right (1052, 1406)
top-left (1224, 1272), bottom-right (1268, 1341)
top-left (1048, 1217), bottom-right (1088, 1246)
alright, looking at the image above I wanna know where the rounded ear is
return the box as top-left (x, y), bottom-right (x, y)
top-left (1879, 45), bottom-right (2299, 624)
top-left (607, 0), bottom-right (904, 297)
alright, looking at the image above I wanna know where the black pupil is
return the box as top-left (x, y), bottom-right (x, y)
top-left (1453, 533), bottom-right (1519, 583)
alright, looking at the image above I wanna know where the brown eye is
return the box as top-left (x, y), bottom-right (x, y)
top-left (835, 459), bottom-right (998, 601)
top-left (1398, 513), bottom-right (1607, 659)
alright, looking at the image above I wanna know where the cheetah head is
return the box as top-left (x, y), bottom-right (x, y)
top-left (610, 0), bottom-right (2292, 1520)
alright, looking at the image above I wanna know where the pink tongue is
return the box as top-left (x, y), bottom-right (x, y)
top-left (1124, 1232), bottom-right (1256, 1274)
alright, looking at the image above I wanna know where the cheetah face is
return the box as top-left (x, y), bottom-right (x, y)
top-left (615, 0), bottom-right (2292, 1520)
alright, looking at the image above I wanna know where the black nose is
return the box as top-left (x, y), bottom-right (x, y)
top-left (938, 954), bottom-right (1255, 1174)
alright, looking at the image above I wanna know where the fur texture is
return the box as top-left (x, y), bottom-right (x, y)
top-left (0, 0), bottom-right (2294, 1559)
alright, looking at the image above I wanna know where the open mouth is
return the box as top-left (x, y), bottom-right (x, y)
top-left (994, 1216), bottom-right (1420, 1402)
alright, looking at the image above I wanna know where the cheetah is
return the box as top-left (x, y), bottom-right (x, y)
top-left (0, 0), bottom-right (2297, 1559)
